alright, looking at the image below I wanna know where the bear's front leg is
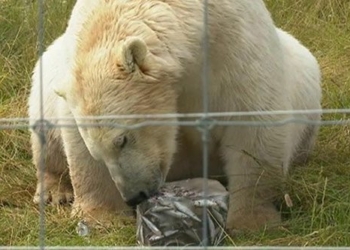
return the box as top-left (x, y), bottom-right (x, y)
top-left (30, 128), bottom-right (74, 205)
top-left (59, 107), bottom-right (132, 226)
top-left (221, 127), bottom-right (289, 235)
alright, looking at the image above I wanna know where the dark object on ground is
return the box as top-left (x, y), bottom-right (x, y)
top-left (136, 178), bottom-right (229, 246)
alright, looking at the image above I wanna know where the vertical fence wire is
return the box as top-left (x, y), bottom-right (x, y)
top-left (201, 0), bottom-right (210, 247)
top-left (36, 0), bottom-right (46, 248)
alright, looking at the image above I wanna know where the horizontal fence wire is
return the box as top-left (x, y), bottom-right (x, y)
top-left (1, 108), bottom-right (350, 120)
top-left (1, 111), bottom-right (350, 130)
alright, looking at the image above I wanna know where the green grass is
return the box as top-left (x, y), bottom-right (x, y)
top-left (1, 0), bottom-right (350, 247)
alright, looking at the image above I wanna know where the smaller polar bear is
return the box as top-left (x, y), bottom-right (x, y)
top-left (28, 0), bottom-right (322, 235)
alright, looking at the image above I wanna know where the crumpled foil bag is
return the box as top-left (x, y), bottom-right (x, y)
top-left (136, 178), bottom-right (229, 246)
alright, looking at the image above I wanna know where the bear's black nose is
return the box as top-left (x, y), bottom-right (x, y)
top-left (126, 191), bottom-right (149, 207)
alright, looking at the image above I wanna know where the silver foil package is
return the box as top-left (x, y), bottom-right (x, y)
top-left (136, 178), bottom-right (229, 246)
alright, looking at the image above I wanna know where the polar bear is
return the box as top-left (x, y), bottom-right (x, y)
top-left (28, 0), bottom-right (322, 234)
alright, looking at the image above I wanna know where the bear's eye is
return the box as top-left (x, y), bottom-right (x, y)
top-left (113, 135), bottom-right (128, 149)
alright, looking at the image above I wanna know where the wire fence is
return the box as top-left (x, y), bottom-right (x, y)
top-left (1, 0), bottom-right (350, 249)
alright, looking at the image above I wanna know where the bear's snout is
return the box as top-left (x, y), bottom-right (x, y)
top-left (125, 189), bottom-right (159, 207)
top-left (125, 191), bottom-right (148, 207)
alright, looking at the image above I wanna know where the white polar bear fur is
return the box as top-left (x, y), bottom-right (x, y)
top-left (28, 0), bottom-right (322, 233)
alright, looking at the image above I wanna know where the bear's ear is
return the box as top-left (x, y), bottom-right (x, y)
top-left (53, 78), bottom-right (70, 100)
top-left (54, 88), bottom-right (66, 100)
top-left (53, 72), bottom-right (74, 100)
top-left (54, 89), bottom-right (66, 100)
top-left (119, 37), bottom-right (148, 73)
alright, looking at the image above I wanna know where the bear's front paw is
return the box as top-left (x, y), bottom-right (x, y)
top-left (71, 204), bottom-right (134, 232)
top-left (33, 177), bottom-right (74, 206)
top-left (225, 203), bottom-right (281, 237)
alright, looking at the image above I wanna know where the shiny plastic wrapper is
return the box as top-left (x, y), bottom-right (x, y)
top-left (136, 178), bottom-right (229, 246)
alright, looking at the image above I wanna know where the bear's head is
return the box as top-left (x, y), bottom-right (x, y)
top-left (54, 34), bottom-right (183, 207)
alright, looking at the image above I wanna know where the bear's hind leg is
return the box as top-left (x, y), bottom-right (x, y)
top-left (221, 127), bottom-right (289, 235)
top-left (292, 124), bottom-right (319, 166)
top-left (31, 128), bottom-right (74, 205)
